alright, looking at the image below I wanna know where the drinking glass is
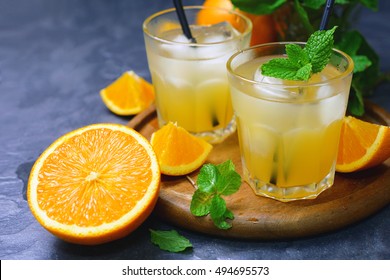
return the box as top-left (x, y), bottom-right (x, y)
top-left (227, 43), bottom-right (354, 201)
top-left (143, 6), bottom-right (252, 143)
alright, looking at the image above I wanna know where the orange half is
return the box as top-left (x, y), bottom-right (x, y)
top-left (27, 123), bottom-right (160, 245)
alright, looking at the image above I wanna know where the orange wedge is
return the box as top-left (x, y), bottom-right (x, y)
top-left (100, 71), bottom-right (154, 116)
top-left (336, 116), bottom-right (390, 173)
top-left (198, 0), bottom-right (277, 46)
top-left (27, 124), bottom-right (160, 245)
top-left (150, 122), bottom-right (213, 176)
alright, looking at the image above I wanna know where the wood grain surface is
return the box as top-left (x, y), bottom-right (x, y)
top-left (128, 101), bottom-right (390, 239)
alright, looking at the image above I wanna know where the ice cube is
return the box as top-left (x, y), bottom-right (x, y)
top-left (170, 33), bottom-right (193, 43)
top-left (253, 67), bottom-right (296, 100)
top-left (192, 21), bottom-right (237, 43)
top-left (254, 67), bottom-right (284, 85)
top-left (158, 22), bottom-right (239, 60)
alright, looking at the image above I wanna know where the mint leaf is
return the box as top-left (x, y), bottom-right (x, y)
top-left (217, 171), bottom-right (241, 196)
top-left (286, 44), bottom-right (310, 67)
top-left (215, 160), bottom-right (241, 196)
top-left (150, 229), bottom-right (192, 253)
top-left (190, 189), bottom-right (213, 216)
top-left (197, 164), bottom-right (218, 193)
top-left (210, 195), bottom-right (226, 219)
top-left (215, 159), bottom-right (235, 177)
top-left (210, 196), bottom-right (233, 230)
top-left (189, 160), bottom-right (242, 230)
top-left (261, 58), bottom-right (312, 81)
top-left (305, 26), bottom-right (337, 73)
top-left (261, 26), bottom-right (337, 81)
top-left (296, 63), bottom-right (313, 80)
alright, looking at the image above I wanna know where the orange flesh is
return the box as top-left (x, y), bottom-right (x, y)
top-left (337, 117), bottom-right (380, 164)
top-left (152, 124), bottom-right (207, 166)
top-left (36, 128), bottom-right (152, 227)
top-left (103, 73), bottom-right (154, 110)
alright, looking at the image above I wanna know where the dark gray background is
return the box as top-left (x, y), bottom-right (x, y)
top-left (0, 0), bottom-right (389, 260)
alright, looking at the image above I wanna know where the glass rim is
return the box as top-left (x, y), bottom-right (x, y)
top-left (142, 5), bottom-right (252, 47)
top-left (226, 42), bottom-right (355, 88)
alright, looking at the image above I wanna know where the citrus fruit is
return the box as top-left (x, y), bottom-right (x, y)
top-left (27, 123), bottom-right (160, 245)
top-left (100, 71), bottom-right (154, 116)
top-left (150, 122), bottom-right (213, 176)
top-left (336, 116), bottom-right (390, 173)
top-left (197, 0), bottom-right (277, 46)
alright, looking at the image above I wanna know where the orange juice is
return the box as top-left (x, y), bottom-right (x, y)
top-left (227, 44), bottom-right (354, 201)
top-left (143, 7), bottom-right (252, 143)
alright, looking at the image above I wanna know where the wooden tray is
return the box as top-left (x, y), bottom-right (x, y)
top-left (128, 101), bottom-right (390, 239)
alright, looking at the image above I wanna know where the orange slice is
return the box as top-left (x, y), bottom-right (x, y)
top-left (27, 123), bottom-right (160, 245)
top-left (336, 116), bottom-right (390, 173)
top-left (150, 122), bottom-right (213, 176)
top-left (100, 71), bottom-right (154, 116)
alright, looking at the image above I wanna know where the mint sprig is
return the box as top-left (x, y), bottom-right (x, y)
top-left (150, 229), bottom-right (192, 253)
top-left (261, 26), bottom-right (337, 81)
top-left (190, 160), bottom-right (241, 230)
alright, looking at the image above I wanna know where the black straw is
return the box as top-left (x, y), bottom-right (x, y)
top-left (173, 0), bottom-right (196, 43)
top-left (319, 0), bottom-right (335, 30)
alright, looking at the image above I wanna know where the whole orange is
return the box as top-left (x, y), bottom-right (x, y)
top-left (199, 0), bottom-right (278, 46)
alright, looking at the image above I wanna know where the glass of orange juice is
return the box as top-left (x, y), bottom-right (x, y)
top-left (227, 43), bottom-right (354, 201)
top-left (143, 6), bottom-right (252, 143)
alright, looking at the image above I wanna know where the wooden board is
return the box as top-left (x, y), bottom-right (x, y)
top-left (128, 101), bottom-right (390, 239)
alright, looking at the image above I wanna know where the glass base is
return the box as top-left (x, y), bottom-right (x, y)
top-left (192, 118), bottom-right (236, 144)
top-left (243, 163), bottom-right (336, 202)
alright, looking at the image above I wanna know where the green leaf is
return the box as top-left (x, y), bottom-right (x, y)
top-left (347, 88), bottom-right (365, 116)
top-left (215, 160), bottom-right (241, 196)
top-left (302, 0), bottom-right (326, 9)
top-left (294, 0), bottom-right (315, 34)
top-left (190, 189), bottom-right (213, 216)
top-left (335, 30), bottom-right (362, 56)
top-left (305, 26), bottom-right (337, 73)
top-left (150, 229), bottom-right (192, 253)
top-left (352, 55), bottom-right (372, 73)
top-left (335, 0), bottom-right (353, 4)
top-left (196, 164), bottom-right (218, 193)
top-left (217, 170), bottom-right (242, 196)
top-left (210, 195), bottom-right (227, 219)
top-left (189, 160), bottom-right (242, 230)
top-left (212, 214), bottom-right (233, 230)
top-left (286, 44), bottom-right (310, 67)
top-left (261, 58), bottom-right (301, 80)
top-left (210, 196), bottom-right (233, 230)
top-left (358, 0), bottom-right (378, 11)
top-left (261, 58), bottom-right (312, 81)
top-left (215, 159), bottom-right (235, 177)
top-left (231, 0), bottom-right (287, 15)
top-left (296, 63), bottom-right (313, 80)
